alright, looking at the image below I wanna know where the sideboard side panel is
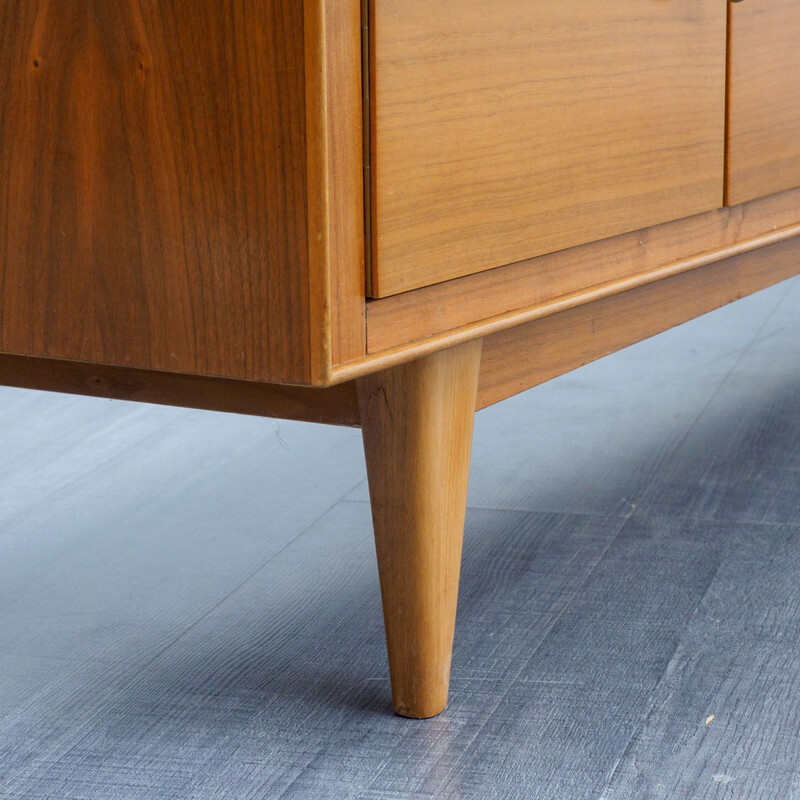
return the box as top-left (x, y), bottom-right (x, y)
top-left (0, 0), bottom-right (319, 384)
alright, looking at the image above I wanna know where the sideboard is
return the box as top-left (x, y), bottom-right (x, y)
top-left (1, 0), bottom-right (798, 718)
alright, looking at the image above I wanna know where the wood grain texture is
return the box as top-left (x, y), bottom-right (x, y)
top-left (599, 521), bottom-right (800, 800)
top-left (476, 236), bottom-right (800, 410)
top-left (0, 0), bottom-right (341, 385)
top-left (369, 0), bottom-right (727, 296)
top-left (304, 0), bottom-right (366, 368)
top-left (0, 353), bottom-right (360, 426)
top-left (357, 340), bottom-right (482, 718)
top-left (366, 187), bottom-right (800, 354)
top-left (727, 0), bottom-right (800, 205)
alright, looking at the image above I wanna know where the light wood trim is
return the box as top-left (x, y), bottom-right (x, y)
top-left (304, 0), bottom-right (366, 371)
top-left (367, 187), bottom-right (800, 354)
top-left (357, 340), bottom-right (482, 718)
top-left (334, 230), bottom-right (800, 386)
top-left (477, 236), bottom-right (800, 409)
top-left (726, 0), bottom-right (800, 205)
top-left (0, 354), bottom-right (360, 427)
top-left (368, 0), bottom-right (726, 296)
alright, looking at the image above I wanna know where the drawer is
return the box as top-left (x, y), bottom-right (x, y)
top-left (727, 0), bottom-right (800, 205)
top-left (368, 0), bottom-right (727, 297)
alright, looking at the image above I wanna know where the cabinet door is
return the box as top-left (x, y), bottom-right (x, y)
top-left (727, 0), bottom-right (800, 205)
top-left (369, 0), bottom-right (727, 297)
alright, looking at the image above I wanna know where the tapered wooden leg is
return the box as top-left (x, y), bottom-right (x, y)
top-left (357, 340), bottom-right (483, 718)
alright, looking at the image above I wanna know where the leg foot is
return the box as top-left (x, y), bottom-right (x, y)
top-left (357, 341), bottom-right (482, 718)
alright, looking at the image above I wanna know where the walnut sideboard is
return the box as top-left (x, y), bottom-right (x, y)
top-left (1, 0), bottom-right (799, 718)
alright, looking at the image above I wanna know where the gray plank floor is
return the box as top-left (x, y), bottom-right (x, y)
top-left (1, 276), bottom-right (799, 800)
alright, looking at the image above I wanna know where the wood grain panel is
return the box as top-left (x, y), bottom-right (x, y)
top-left (0, 1), bottom-right (326, 384)
top-left (0, 353), bottom-right (360, 426)
top-left (477, 236), bottom-right (800, 409)
top-left (367, 187), bottom-right (800, 352)
top-left (305, 0), bottom-right (366, 368)
top-left (369, 0), bottom-right (727, 296)
top-left (727, 0), bottom-right (800, 205)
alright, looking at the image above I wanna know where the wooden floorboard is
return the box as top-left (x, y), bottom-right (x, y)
top-left (0, 276), bottom-right (798, 799)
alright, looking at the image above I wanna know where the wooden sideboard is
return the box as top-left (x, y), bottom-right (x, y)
top-left (1, 0), bottom-right (798, 719)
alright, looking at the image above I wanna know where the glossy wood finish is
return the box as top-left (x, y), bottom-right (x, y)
top-left (727, 0), bottom-right (800, 205)
top-left (477, 236), bottom-right (800, 409)
top-left (368, 0), bottom-right (727, 296)
top-left (357, 340), bottom-right (482, 717)
top-left (0, 353), bottom-right (360, 427)
top-left (0, 0), bottom-right (365, 385)
top-left (304, 0), bottom-right (366, 367)
top-left (366, 188), bottom-right (800, 354)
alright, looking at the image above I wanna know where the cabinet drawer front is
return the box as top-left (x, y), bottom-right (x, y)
top-left (727, 0), bottom-right (800, 205)
top-left (369, 0), bottom-right (727, 297)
